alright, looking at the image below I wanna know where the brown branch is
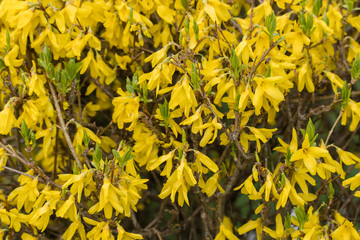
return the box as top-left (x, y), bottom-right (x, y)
top-left (91, 78), bottom-right (115, 99)
top-left (0, 141), bottom-right (62, 189)
top-left (49, 82), bottom-right (83, 170)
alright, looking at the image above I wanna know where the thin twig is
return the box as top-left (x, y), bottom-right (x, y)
top-left (325, 109), bottom-right (344, 145)
top-left (3, 166), bottom-right (36, 179)
top-left (49, 82), bottom-right (83, 170)
top-left (0, 141), bottom-right (62, 189)
top-left (91, 78), bottom-right (115, 99)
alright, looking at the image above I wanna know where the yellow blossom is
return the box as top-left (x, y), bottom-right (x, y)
top-left (0, 104), bottom-right (16, 135)
top-left (290, 134), bottom-right (328, 175)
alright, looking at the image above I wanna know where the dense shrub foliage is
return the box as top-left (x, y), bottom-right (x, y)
top-left (0, 0), bottom-right (360, 239)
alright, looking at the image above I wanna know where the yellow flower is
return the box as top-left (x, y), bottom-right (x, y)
top-left (148, 150), bottom-right (175, 177)
top-left (341, 99), bottom-right (360, 131)
top-left (73, 124), bottom-right (101, 152)
top-left (133, 123), bottom-right (159, 167)
top-left (238, 218), bottom-right (263, 239)
top-left (248, 127), bottom-right (277, 150)
top-left (201, 173), bottom-right (224, 197)
top-left (4, 44), bottom-right (23, 68)
top-left (0, 148), bottom-right (7, 172)
top-left (276, 176), bottom-right (291, 209)
top-left (274, 128), bottom-right (298, 154)
top-left (180, 107), bottom-right (204, 134)
top-left (0, 104), bottom-right (16, 135)
top-left (88, 177), bottom-right (125, 219)
top-left (234, 175), bottom-right (262, 200)
top-left (112, 90), bottom-right (140, 131)
top-left (117, 223), bottom-right (143, 240)
top-left (115, 54), bottom-right (132, 70)
top-left (28, 61), bottom-right (46, 97)
top-left (28, 203), bottom-right (52, 232)
top-left (297, 62), bottom-right (314, 92)
top-left (285, 31), bottom-right (310, 57)
top-left (343, 172), bottom-right (360, 191)
top-left (337, 148), bottom-right (360, 165)
top-left (8, 175), bottom-right (39, 213)
top-left (290, 134), bottom-right (328, 175)
top-left (251, 76), bottom-right (284, 115)
top-left (194, 150), bottom-right (219, 173)
top-left (196, 118), bottom-right (222, 147)
top-left (21, 233), bottom-right (38, 240)
top-left (56, 195), bottom-right (77, 221)
top-left (263, 214), bottom-right (287, 238)
top-left (17, 99), bottom-right (40, 129)
top-left (157, 5), bottom-right (176, 24)
top-left (158, 158), bottom-right (196, 206)
top-left (62, 216), bottom-right (86, 240)
top-left (84, 218), bottom-right (114, 240)
top-left (332, 211), bottom-right (360, 240)
top-left (169, 78), bottom-right (197, 117)
top-left (145, 47), bottom-right (168, 67)
top-left (215, 216), bottom-right (239, 240)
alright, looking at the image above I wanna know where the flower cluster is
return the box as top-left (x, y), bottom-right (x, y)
top-left (0, 0), bottom-right (360, 239)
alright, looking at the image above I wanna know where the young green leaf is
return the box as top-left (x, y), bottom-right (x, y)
top-left (350, 54), bottom-right (360, 80)
top-left (91, 143), bottom-right (102, 169)
top-left (83, 129), bottom-right (90, 148)
top-left (342, 81), bottom-right (351, 108)
top-left (312, 0), bottom-right (322, 16)
top-left (265, 12), bottom-right (276, 41)
top-left (159, 99), bottom-right (170, 127)
top-left (193, 19), bottom-right (199, 40)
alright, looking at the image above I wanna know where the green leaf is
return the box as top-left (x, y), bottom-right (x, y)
top-left (284, 212), bottom-right (291, 230)
top-left (112, 149), bottom-right (121, 161)
top-left (159, 99), bottom-right (170, 127)
top-left (129, 6), bottom-right (133, 24)
top-left (55, 65), bottom-right (61, 83)
top-left (285, 147), bottom-right (292, 164)
top-left (20, 119), bottom-right (29, 145)
top-left (293, 206), bottom-right (308, 230)
top-left (92, 143), bottom-right (102, 169)
top-left (312, 0), bottom-right (322, 16)
top-left (104, 157), bottom-right (109, 175)
top-left (306, 118), bottom-right (315, 143)
top-left (126, 77), bottom-right (135, 94)
top-left (265, 12), bottom-right (276, 41)
top-left (306, 13), bottom-right (313, 34)
top-left (60, 70), bottom-right (68, 94)
top-left (191, 62), bottom-right (199, 90)
top-left (120, 148), bottom-right (134, 167)
top-left (182, 128), bottom-right (187, 146)
top-left (230, 48), bottom-right (240, 77)
top-left (73, 161), bottom-right (79, 175)
top-left (276, 36), bottom-right (285, 45)
top-left (344, 0), bottom-right (354, 11)
top-left (65, 58), bottom-right (82, 82)
top-left (193, 19), bottom-right (199, 40)
top-left (265, 65), bottom-right (271, 78)
top-left (185, 17), bottom-right (190, 36)
top-left (0, 58), bottom-right (5, 71)
top-left (323, 11), bottom-right (329, 26)
top-left (181, 0), bottom-right (188, 9)
top-left (29, 130), bottom-right (36, 149)
top-left (6, 29), bottom-right (10, 51)
top-left (83, 129), bottom-right (90, 148)
top-left (342, 81), bottom-right (351, 108)
top-left (350, 54), bottom-right (360, 80)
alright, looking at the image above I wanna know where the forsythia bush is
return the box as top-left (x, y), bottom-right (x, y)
top-left (0, 0), bottom-right (360, 239)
